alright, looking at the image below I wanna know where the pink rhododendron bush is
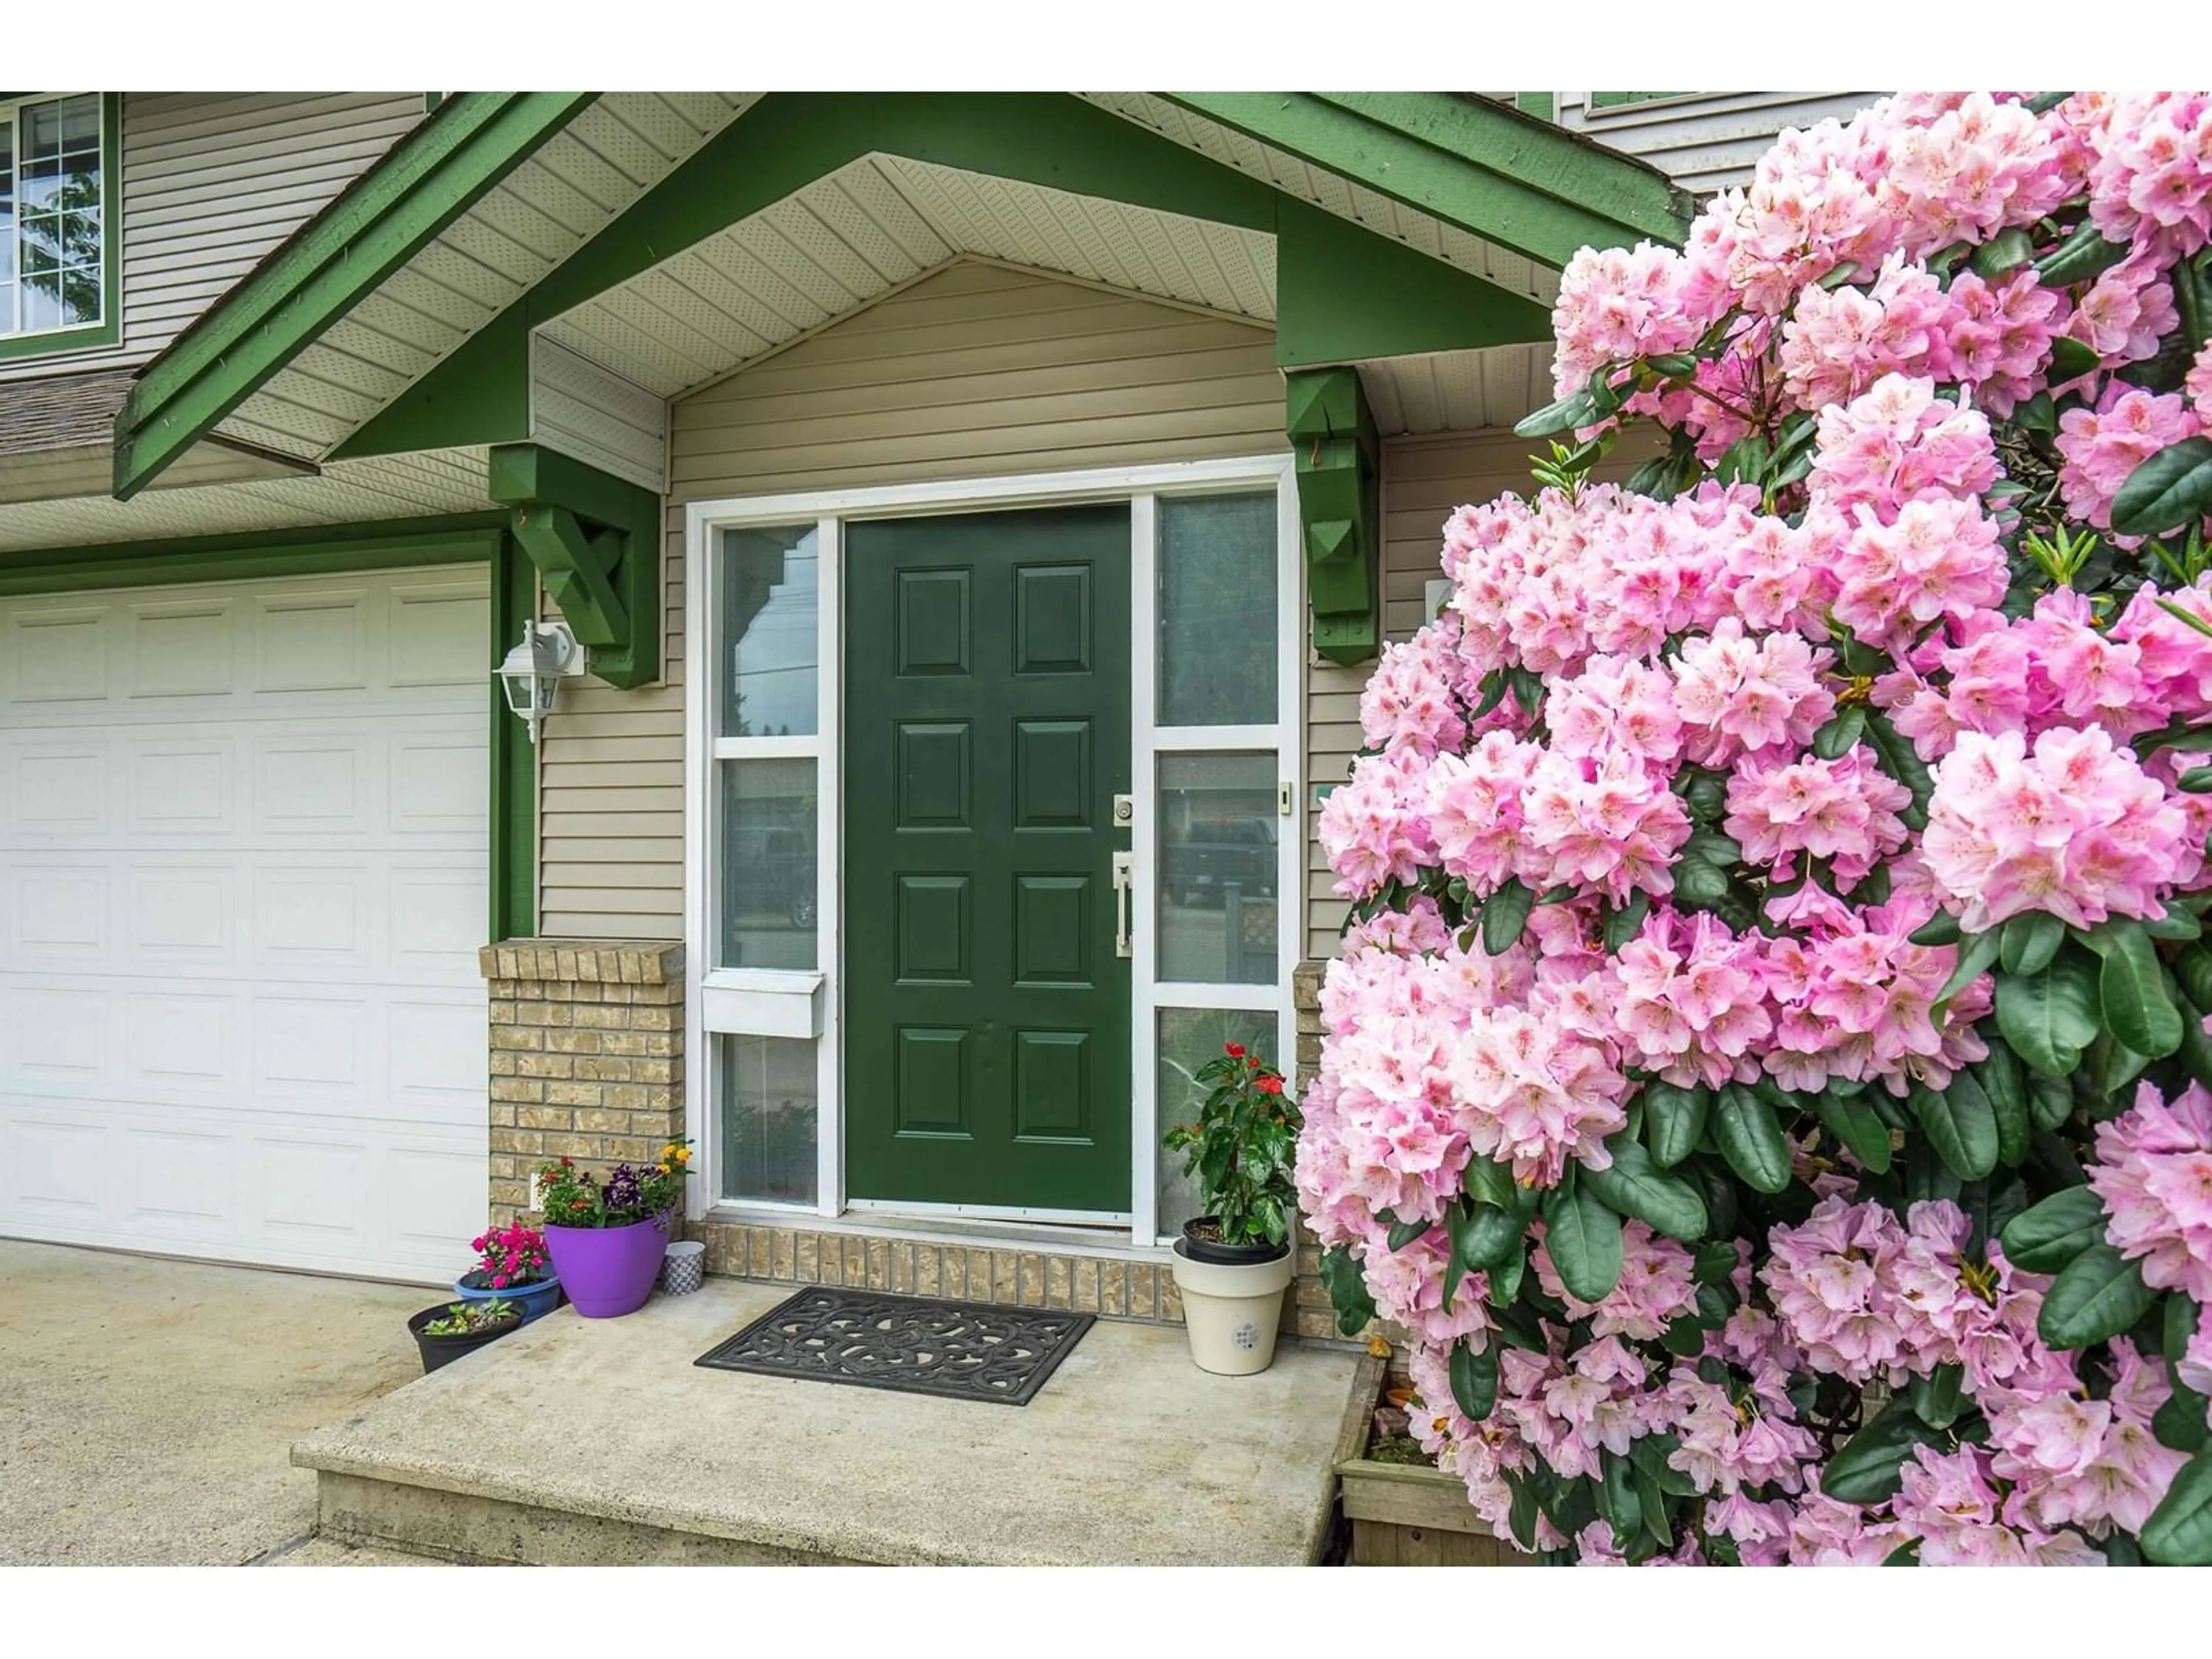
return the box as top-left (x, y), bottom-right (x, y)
top-left (1302, 91), bottom-right (2212, 1566)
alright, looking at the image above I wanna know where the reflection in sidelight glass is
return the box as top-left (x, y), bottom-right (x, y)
top-left (1157, 492), bottom-right (1276, 726)
top-left (1156, 1007), bottom-right (1279, 1236)
top-left (719, 758), bottom-right (818, 970)
top-left (1157, 751), bottom-right (1277, 985)
top-left (718, 1034), bottom-right (818, 1206)
top-left (721, 523), bottom-right (818, 737)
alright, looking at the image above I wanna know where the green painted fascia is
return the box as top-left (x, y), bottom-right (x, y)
top-left (0, 93), bottom-right (123, 365)
top-left (488, 531), bottom-right (536, 942)
top-left (111, 92), bottom-right (595, 501)
top-left (1275, 197), bottom-right (1550, 367)
top-left (339, 92), bottom-right (1285, 460)
top-left (1160, 92), bottom-right (1695, 267)
top-left (341, 92), bottom-right (1565, 460)
top-left (0, 513), bottom-right (505, 596)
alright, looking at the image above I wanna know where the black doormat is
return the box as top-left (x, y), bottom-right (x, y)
top-left (694, 1287), bottom-right (1094, 1407)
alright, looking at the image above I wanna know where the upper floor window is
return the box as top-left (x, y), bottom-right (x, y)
top-left (1, 93), bottom-right (117, 354)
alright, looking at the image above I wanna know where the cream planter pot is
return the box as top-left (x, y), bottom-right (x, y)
top-left (1171, 1243), bottom-right (1295, 1376)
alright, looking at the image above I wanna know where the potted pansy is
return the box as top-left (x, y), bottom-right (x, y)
top-left (453, 1222), bottom-right (562, 1324)
top-left (1164, 1043), bottom-right (1302, 1375)
top-left (535, 1142), bottom-right (693, 1319)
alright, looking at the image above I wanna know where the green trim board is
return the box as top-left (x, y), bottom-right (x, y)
top-left (0, 510), bottom-right (535, 945)
top-left (489, 530), bottom-right (537, 941)
top-left (110, 92), bottom-right (594, 501)
top-left (0, 513), bottom-right (505, 596)
top-left (487, 442), bottom-right (660, 690)
top-left (0, 92), bottom-right (122, 365)
top-left (1158, 92), bottom-right (1696, 269)
top-left (1285, 366), bottom-right (1381, 664)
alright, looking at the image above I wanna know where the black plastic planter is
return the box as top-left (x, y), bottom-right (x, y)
top-left (407, 1302), bottom-right (524, 1374)
top-left (1179, 1216), bottom-right (1291, 1267)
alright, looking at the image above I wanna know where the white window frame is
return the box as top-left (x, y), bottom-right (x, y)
top-left (684, 454), bottom-right (1302, 1249)
top-left (1, 91), bottom-right (111, 343)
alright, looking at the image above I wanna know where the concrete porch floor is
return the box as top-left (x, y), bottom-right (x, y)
top-left (294, 1278), bottom-right (1361, 1566)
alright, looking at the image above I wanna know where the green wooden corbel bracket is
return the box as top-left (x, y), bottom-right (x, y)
top-left (1286, 366), bottom-right (1380, 666)
top-left (487, 442), bottom-right (661, 690)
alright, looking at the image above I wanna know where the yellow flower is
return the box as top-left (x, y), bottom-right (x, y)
top-left (1366, 1334), bottom-right (1393, 1359)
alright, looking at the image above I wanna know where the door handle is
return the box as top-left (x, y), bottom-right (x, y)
top-left (1112, 851), bottom-right (1134, 959)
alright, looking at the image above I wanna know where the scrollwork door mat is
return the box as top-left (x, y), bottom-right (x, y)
top-left (694, 1287), bottom-right (1094, 1406)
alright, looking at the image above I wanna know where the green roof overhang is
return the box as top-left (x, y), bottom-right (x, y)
top-left (1158, 92), bottom-right (1696, 271)
top-left (110, 91), bottom-right (594, 501)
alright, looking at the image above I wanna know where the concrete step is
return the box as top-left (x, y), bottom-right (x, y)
top-left (293, 1278), bottom-right (1361, 1567)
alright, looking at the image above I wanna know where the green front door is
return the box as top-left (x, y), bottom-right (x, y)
top-left (844, 505), bottom-right (1132, 1213)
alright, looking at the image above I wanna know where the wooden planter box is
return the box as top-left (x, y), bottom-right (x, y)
top-left (1331, 1353), bottom-right (1525, 1567)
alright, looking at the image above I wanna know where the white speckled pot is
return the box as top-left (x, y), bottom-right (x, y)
top-left (1170, 1241), bottom-right (1294, 1376)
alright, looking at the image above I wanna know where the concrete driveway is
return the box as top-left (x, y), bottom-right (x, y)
top-left (0, 1239), bottom-right (435, 1565)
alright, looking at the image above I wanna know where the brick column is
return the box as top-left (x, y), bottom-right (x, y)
top-left (1290, 957), bottom-right (1344, 1343)
top-left (479, 941), bottom-right (687, 1228)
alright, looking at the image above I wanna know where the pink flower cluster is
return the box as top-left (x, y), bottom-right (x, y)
top-left (2056, 385), bottom-right (2205, 539)
top-left (1725, 744), bottom-right (1912, 888)
top-left (2089, 1080), bottom-right (2212, 1391)
top-left (1921, 726), bottom-right (2190, 931)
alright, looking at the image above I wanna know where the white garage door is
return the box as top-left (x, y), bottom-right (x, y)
top-left (0, 567), bottom-right (492, 1281)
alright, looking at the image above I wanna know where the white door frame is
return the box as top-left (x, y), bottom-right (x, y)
top-left (683, 454), bottom-right (1302, 1247)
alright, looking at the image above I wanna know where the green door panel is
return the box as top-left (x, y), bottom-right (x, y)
top-left (844, 505), bottom-right (1132, 1213)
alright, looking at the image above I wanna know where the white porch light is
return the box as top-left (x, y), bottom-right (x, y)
top-left (496, 620), bottom-right (586, 745)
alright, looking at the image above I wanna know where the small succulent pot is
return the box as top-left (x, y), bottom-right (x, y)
top-left (408, 1300), bottom-right (524, 1374)
top-left (452, 1270), bottom-right (563, 1325)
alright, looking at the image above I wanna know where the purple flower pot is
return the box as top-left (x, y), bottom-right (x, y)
top-left (543, 1214), bottom-right (672, 1318)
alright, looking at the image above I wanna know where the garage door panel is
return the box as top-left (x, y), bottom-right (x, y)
top-left (6, 606), bottom-right (108, 703)
top-left (127, 600), bottom-right (237, 699)
top-left (130, 737), bottom-right (237, 835)
top-left (1, 567), bottom-right (493, 1282)
top-left (388, 582), bottom-right (492, 687)
top-left (255, 588), bottom-right (370, 693)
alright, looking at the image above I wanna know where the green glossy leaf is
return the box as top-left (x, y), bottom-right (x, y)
top-left (2151, 898), bottom-right (2208, 938)
top-left (2046, 334), bottom-right (2100, 382)
top-left (1463, 1153), bottom-right (1519, 1211)
top-left (1910, 1362), bottom-right (1967, 1430)
top-left (2112, 435), bottom-right (2212, 540)
top-left (1713, 1086), bottom-right (1792, 1193)
top-left (1910, 1074), bottom-right (2000, 1181)
top-left (1995, 950), bottom-right (2103, 1076)
top-left (2028, 1070), bottom-right (2075, 1132)
top-left (1580, 1138), bottom-right (1709, 1241)
top-left (2154, 1378), bottom-right (2210, 1454)
top-left (1386, 1216), bottom-right (1430, 1251)
top-left (1487, 1241), bottom-right (1525, 1306)
top-left (1506, 1474), bottom-right (1540, 1551)
top-left (1449, 1338), bottom-right (1499, 1422)
top-left (1541, 1181), bottom-right (1625, 1304)
top-left (1453, 1193), bottom-right (1532, 1274)
top-left (2177, 944), bottom-right (2212, 1013)
top-left (1514, 387), bottom-right (1600, 440)
top-left (1599, 1449), bottom-right (1643, 1544)
top-left (1483, 877), bottom-right (1535, 956)
top-left (1999, 912), bottom-right (2066, 976)
top-left (1641, 1080), bottom-right (1707, 1169)
top-left (1979, 1040), bottom-right (2031, 1168)
top-left (1814, 1086), bottom-right (1893, 1175)
top-left (1937, 929), bottom-right (2002, 1006)
top-left (1812, 703), bottom-right (1867, 760)
top-left (2039, 1241), bottom-right (2157, 1350)
top-left (2092, 918), bottom-right (2185, 1059)
top-left (1999, 1187), bottom-right (2109, 1274)
top-left (2170, 1293), bottom-right (2204, 1366)
top-left (2142, 1450), bottom-right (2212, 1565)
top-left (1318, 1244), bottom-right (1378, 1337)
top-left (1909, 912), bottom-right (1963, 948)
top-left (1970, 227), bottom-right (2033, 276)
top-left (1823, 1397), bottom-right (1937, 1506)
top-left (1604, 889), bottom-right (1651, 952)
top-left (2035, 220), bottom-right (2133, 287)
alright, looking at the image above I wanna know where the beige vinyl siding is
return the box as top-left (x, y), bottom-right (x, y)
top-left (2, 92), bottom-right (426, 382)
top-left (1304, 426), bottom-right (1662, 960)
top-left (533, 259), bottom-right (1286, 940)
top-left (1557, 92), bottom-right (1886, 194)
